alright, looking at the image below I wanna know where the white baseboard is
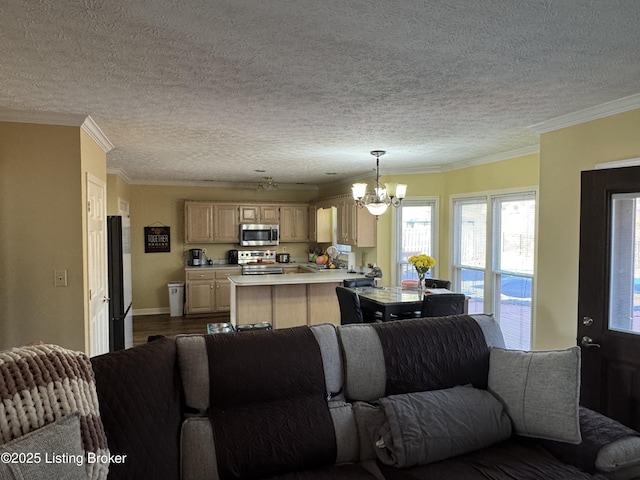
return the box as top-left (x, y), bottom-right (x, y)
top-left (133, 307), bottom-right (170, 316)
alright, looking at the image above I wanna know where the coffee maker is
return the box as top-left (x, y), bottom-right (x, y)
top-left (228, 249), bottom-right (239, 265)
top-left (189, 248), bottom-right (203, 266)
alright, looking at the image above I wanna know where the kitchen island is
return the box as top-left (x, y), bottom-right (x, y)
top-left (229, 269), bottom-right (366, 328)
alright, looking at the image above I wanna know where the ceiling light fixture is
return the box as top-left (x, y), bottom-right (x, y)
top-left (257, 176), bottom-right (278, 191)
top-left (352, 150), bottom-right (407, 217)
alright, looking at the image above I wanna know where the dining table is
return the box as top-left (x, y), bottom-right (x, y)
top-left (352, 286), bottom-right (457, 322)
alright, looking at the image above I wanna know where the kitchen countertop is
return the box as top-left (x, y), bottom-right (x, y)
top-left (185, 264), bottom-right (242, 270)
top-left (229, 269), bottom-right (366, 286)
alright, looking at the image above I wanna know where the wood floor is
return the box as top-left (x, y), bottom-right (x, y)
top-left (133, 312), bottom-right (231, 346)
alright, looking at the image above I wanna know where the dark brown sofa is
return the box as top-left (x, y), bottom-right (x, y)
top-left (3, 315), bottom-right (639, 480)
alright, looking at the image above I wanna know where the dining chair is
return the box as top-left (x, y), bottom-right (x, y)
top-left (342, 278), bottom-right (375, 288)
top-left (421, 293), bottom-right (466, 317)
top-left (335, 286), bottom-right (365, 324)
top-left (424, 279), bottom-right (452, 290)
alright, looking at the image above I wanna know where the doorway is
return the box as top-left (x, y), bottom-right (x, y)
top-left (87, 173), bottom-right (109, 357)
top-left (578, 166), bottom-right (640, 430)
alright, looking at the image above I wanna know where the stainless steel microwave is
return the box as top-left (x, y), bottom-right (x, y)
top-left (239, 224), bottom-right (279, 246)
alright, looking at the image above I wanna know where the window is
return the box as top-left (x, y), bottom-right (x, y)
top-left (394, 199), bottom-right (438, 286)
top-left (609, 193), bottom-right (640, 336)
top-left (453, 199), bottom-right (487, 314)
top-left (453, 191), bottom-right (536, 349)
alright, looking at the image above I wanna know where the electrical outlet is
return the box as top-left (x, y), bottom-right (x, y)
top-left (54, 269), bottom-right (68, 287)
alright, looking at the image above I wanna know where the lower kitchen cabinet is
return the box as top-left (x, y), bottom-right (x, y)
top-left (185, 268), bottom-right (240, 314)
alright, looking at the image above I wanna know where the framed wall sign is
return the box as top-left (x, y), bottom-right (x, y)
top-left (144, 226), bottom-right (170, 253)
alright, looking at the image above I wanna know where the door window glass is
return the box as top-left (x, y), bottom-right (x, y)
top-left (609, 193), bottom-right (640, 335)
top-left (395, 201), bottom-right (437, 286)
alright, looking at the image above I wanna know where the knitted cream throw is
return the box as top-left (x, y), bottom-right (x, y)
top-left (0, 344), bottom-right (109, 480)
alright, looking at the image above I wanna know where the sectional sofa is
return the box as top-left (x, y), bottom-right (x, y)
top-left (1, 314), bottom-right (639, 480)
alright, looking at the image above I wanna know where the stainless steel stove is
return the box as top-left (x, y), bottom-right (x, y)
top-left (238, 250), bottom-right (284, 275)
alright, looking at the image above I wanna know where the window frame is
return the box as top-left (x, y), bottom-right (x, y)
top-left (451, 188), bottom-right (538, 349)
top-left (392, 196), bottom-right (439, 287)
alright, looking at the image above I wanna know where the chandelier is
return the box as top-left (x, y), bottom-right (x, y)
top-left (257, 177), bottom-right (278, 191)
top-left (352, 150), bottom-right (407, 217)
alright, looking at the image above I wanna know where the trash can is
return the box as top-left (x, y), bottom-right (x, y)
top-left (168, 282), bottom-right (185, 317)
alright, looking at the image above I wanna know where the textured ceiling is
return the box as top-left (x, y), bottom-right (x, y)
top-left (1, 0), bottom-right (640, 186)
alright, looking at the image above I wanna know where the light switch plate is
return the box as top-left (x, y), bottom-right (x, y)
top-left (54, 269), bottom-right (68, 287)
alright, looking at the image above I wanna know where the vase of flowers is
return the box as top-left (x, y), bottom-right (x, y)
top-left (408, 254), bottom-right (436, 297)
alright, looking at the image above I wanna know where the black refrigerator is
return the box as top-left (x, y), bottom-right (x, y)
top-left (107, 215), bottom-right (133, 351)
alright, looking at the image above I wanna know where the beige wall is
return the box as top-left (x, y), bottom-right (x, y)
top-left (0, 123), bottom-right (87, 351)
top-left (535, 109), bottom-right (640, 349)
top-left (107, 174), bottom-right (131, 215)
top-left (129, 184), bottom-right (318, 312)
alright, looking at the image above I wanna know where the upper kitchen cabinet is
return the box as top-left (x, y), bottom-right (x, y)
top-left (213, 204), bottom-right (239, 243)
top-left (185, 201), bottom-right (214, 243)
top-left (239, 205), bottom-right (280, 224)
top-left (308, 205), bottom-right (317, 242)
top-left (280, 205), bottom-right (309, 242)
top-left (336, 196), bottom-right (376, 247)
top-left (185, 201), bottom-right (239, 244)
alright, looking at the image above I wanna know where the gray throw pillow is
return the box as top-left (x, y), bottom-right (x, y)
top-left (356, 385), bottom-right (512, 468)
top-left (0, 413), bottom-right (88, 480)
top-left (596, 435), bottom-right (640, 472)
top-left (488, 346), bottom-right (582, 444)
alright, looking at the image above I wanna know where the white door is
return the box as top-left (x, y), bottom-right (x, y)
top-left (87, 174), bottom-right (109, 356)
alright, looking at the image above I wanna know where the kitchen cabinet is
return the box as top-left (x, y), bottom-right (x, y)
top-left (186, 201), bottom-right (314, 244)
top-left (239, 205), bottom-right (280, 224)
top-left (185, 201), bottom-right (238, 244)
top-left (233, 280), bottom-right (343, 328)
top-left (185, 267), bottom-right (240, 314)
top-left (336, 196), bottom-right (376, 247)
top-left (185, 202), bottom-right (214, 243)
top-left (213, 204), bottom-right (239, 243)
top-left (279, 205), bottom-right (309, 242)
top-left (308, 205), bottom-right (317, 242)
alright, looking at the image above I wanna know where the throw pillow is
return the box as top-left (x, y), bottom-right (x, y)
top-left (356, 385), bottom-right (512, 468)
top-left (0, 413), bottom-right (88, 480)
top-left (597, 436), bottom-right (640, 472)
top-left (0, 344), bottom-right (110, 480)
top-left (488, 346), bottom-right (582, 444)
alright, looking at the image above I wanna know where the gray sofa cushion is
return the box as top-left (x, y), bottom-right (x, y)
top-left (366, 385), bottom-right (512, 468)
top-left (0, 413), bottom-right (87, 480)
top-left (205, 326), bottom-right (338, 478)
top-left (488, 346), bottom-right (582, 444)
top-left (176, 323), bottom-right (344, 411)
top-left (338, 314), bottom-right (500, 402)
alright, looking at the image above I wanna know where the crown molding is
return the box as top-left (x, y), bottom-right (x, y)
top-left (130, 178), bottom-right (319, 190)
top-left (0, 108), bottom-right (87, 126)
top-left (81, 116), bottom-right (114, 153)
top-left (441, 145), bottom-right (540, 172)
top-left (0, 108), bottom-right (114, 153)
top-left (595, 157), bottom-right (640, 170)
top-left (529, 93), bottom-right (640, 134)
top-left (106, 167), bottom-right (132, 183)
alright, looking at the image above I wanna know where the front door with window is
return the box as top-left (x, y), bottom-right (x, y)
top-left (578, 166), bottom-right (640, 430)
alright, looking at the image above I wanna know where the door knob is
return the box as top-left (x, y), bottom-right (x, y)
top-left (581, 336), bottom-right (601, 348)
top-left (582, 316), bottom-right (594, 326)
